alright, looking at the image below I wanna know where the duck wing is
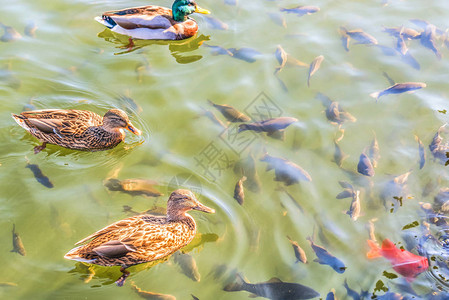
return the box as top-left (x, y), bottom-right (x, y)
top-left (103, 6), bottom-right (175, 30)
top-left (19, 109), bottom-right (102, 136)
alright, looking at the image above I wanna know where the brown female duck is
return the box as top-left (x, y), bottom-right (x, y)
top-left (64, 189), bottom-right (215, 286)
top-left (12, 108), bottom-right (141, 153)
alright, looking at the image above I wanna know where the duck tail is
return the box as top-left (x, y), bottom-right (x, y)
top-left (369, 91), bottom-right (380, 100)
top-left (366, 239), bottom-right (382, 259)
top-left (223, 273), bottom-right (246, 292)
top-left (94, 16), bottom-right (116, 29)
top-left (64, 245), bottom-right (96, 263)
top-left (11, 113), bottom-right (30, 131)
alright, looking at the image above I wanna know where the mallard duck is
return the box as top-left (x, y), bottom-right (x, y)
top-left (64, 189), bottom-right (215, 286)
top-left (95, 0), bottom-right (211, 40)
top-left (12, 108), bottom-right (141, 153)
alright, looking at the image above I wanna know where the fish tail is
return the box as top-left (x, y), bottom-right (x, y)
top-left (369, 91), bottom-right (380, 100)
top-left (366, 239), bottom-right (382, 259)
top-left (206, 99), bottom-right (215, 107)
top-left (223, 273), bottom-right (246, 292)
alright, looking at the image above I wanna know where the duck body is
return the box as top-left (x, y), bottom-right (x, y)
top-left (12, 109), bottom-right (141, 152)
top-left (95, 0), bottom-right (210, 40)
top-left (64, 189), bottom-right (215, 286)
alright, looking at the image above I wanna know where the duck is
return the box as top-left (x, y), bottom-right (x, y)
top-left (95, 0), bottom-right (211, 40)
top-left (64, 189), bottom-right (215, 286)
top-left (12, 108), bottom-right (141, 153)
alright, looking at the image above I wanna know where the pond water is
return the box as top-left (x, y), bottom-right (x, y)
top-left (1, 0), bottom-right (449, 299)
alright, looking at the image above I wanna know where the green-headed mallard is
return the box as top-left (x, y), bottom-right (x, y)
top-left (12, 108), bottom-right (141, 153)
top-left (64, 189), bottom-right (215, 286)
top-left (95, 0), bottom-right (210, 40)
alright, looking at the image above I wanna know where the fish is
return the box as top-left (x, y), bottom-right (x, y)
top-left (380, 171), bottom-right (411, 211)
top-left (131, 282), bottom-right (176, 300)
top-left (116, 94), bottom-right (143, 114)
top-left (341, 27), bottom-right (378, 45)
top-left (173, 251), bottom-right (200, 282)
top-left (357, 153), bottom-right (375, 177)
top-left (224, 273), bottom-right (320, 300)
top-left (396, 33), bottom-right (408, 55)
top-left (26, 163), bottom-right (54, 188)
top-left (369, 82), bottom-right (426, 100)
top-left (267, 12), bottom-right (287, 28)
top-left (433, 188), bottom-right (449, 213)
top-left (199, 107), bottom-right (227, 130)
top-left (325, 289), bottom-right (337, 300)
top-left (228, 47), bottom-right (262, 63)
top-left (383, 26), bottom-right (421, 40)
top-left (191, 295), bottom-right (199, 300)
top-left (234, 152), bottom-right (261, 193)
top-left (287, 236), bottom-right (307, 264)
top-left (339, 28), bottom-right (350, 51)
top-left (274, 45), bottom-right (288, 74)
top-left (202, 43), bottom-right (233, 56)
top-left (260, 153), bottom-right (312, 185)
top-left (307, 55), bottom-right (324, 87)
top-left (336, 180), bottom-right (354, 199)
top-left (207, 99), bottom-right (250, 122)
top-left (203, 15), bottom-right (228, 30)
top-left (24, 21), bottom-right (38, 38)
top-left (345, 190), bottom-right (361, 221)
top-left (368, 134), bottom-right (380, 168)
top-left (343, 279), bottom-right (361, 300)
top-left (0, 23), bottom-right (22, 42)
top-left (334, 139), bottom-right (348, 168)
top-left (367, 219), bottom-right (377, 242)
top-left (419, 23), bottom-right (441, 60)
top-left (429, 124), bottom-right (448, 164)
top-left (103, 178), bottom-right (163, 197)
top-left (239, 117), bottom-right (298, 135)
top-left (280, 6), bottom-right (320, 17)
top-left (366, 238), bottom-right (429, 281)
top-left (307, 237), bottom-right (346, 273)
top-left (0, 282), bottom-right (18, 287)
top-left (415, 135), bottom-right (425, 169)
top-left (325, 102), bottom-right (356, 126)
top-left (11, 224), bottom-right (26, 256)
top-left (233, 176), bottom-right (247, 205)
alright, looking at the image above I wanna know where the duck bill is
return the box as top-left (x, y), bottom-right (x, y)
top-left (194, 203), bottom-right (215, 213)
top-left (195, 5), bottom-right (211, 14)
top-left (127, 123), bottom-right (142, 136)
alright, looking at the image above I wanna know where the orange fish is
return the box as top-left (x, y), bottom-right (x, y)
top-left (367, 239), bottom-right (429, 281)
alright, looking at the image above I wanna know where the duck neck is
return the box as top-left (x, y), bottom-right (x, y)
top-left (167, 209), bottom-right (191, 222)
top-left (172, 1), bottom-right (195, 22)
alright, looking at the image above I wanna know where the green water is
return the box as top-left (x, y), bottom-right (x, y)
top-left (1, 0), bottom-right (449, 299)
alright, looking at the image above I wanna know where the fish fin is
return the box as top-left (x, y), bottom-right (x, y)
top-left (366, 239), bottom-right (382, 259)
top-left (369, 91), bottom-right (380, 100)
top-left (207, 99), bottom-right (215, 106)
top-left (265, 277), bottom-right (283, 283)
top-left (223, 273), bottom-right (246, 292)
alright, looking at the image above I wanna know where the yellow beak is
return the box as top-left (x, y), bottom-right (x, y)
top-left (195, 5), bottom-right (211, 14)
top-left (127, 122), bottom-right (142, 136)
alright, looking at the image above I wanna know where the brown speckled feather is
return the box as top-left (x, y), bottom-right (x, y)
top-left (12, 109), bottom-right (127, 151)
top-left (70, 214), bottom-right (196, 267)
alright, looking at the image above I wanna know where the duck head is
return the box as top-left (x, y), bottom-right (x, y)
top-left (167, 189), bottom-right (215, 220)
top-left (172, 0), bottom-right (210, 22)
top-left (103, 109), bottom-right (141, 135)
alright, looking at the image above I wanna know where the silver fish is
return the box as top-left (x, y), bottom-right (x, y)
top-left (224, 273), bottom-right (320, 299)
top-left (239, 117), bottom-right (298, 134)
top-left (334, 139), bottom-right (348, 168)
top-left (234, 152), bottom-right (261, 193)
top-left (369, 82), bottom-right (426, 100)
top-left (104, 178), bottom-right (163, 197)
top-left (420, 23), bottom-right (441, 59)
top-left (357, 153), bottom-right (375, 177)
top-left (396, 33), bottom-right (408, 55)
top-left (203, 15), bottom-right (229, 30)
top-left (307, 55), bottom-right (324, 87)
top-left (341, 27), bottom-right (378, 45)
top-left (415, 135), bottom-right (426, 169)
top-left (260, 153), bottom-right (312, 185)
top-left (434, 188), bottom-right (449, 213)
top-left (173, 251), bottom-right (200, 282)
top-left (202, 43), bottom-right (233, 56)
top-left (208, 99), bottom-right (250, 122)
top-left (383, 26), bottom-right (421, 40)
top-left (429, 124), bottom-right (448, 164)
top-left (233, 176), bottom-right (247, 205)
top-left (325, 289), bottom-right (337, 300)
top-left (24, 21), bottom-right (38, 38)
top-left (26, 163), bottom-right (54, 188)
top-left (11, 224), bottom-right (26, 256)
top-left (346, 190), bottom-right (361, 221)
top-left (199, 107), bottom-right (227, 130)
top-left (307, 237), bottom-right (346, 273)
top-left (131, 282), bottom-right (176, 300)
top-left (286, 236), bottom-right (307, 264)
top-left (0, 23), bottom-right (22, 42)
top-left (368, 134), bottom-right (380, 168)
top-left (325, 102), bottom-right (356, 125)
top-left (280, 6), bottom-right (320, 17)
top-left (339, 28), bottom-right (350, 52)
top-left (380, 171), bottom-right (411, 212)
top-left (267, 12), bottom-right (287, 28)
top-left (228, 47), bottom-right (262, 63)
